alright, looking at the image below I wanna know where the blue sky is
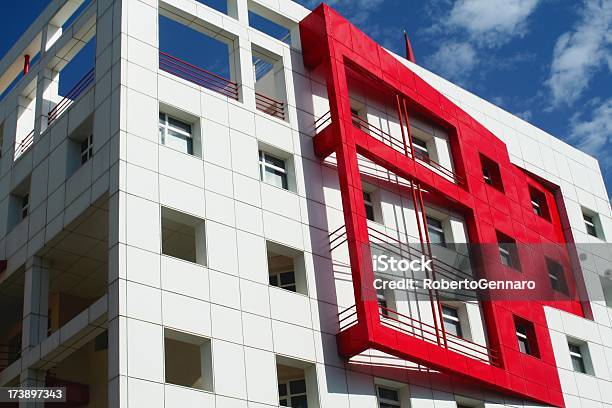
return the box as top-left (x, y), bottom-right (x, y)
top-left (1, 0), bottom-right (610, 196)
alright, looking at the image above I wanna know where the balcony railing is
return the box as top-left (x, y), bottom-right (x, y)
top-left (159, 51), bottom-right (239, 100)
top-left (314, 110), bottom-right (332, 133)
top-left (14, 129), bottom-right (34, 159)
top-left (255, 92), bottom-right (285, 120)
top-left (47, 68), bottom-right (95, 125)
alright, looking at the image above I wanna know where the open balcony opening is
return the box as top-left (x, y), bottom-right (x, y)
top-left (161, 207), bottom-right (207, 266)
top-left (14, 77), bottom-right (37, 160)
top-left (159, 13), bottom-right (239, 100)
top-left (247, 0), bottom-right (296, 45)
top-left (266, 241), bottom-right (307, 295)
top-left (164, 328), bottom-right (213, 391)
top-left (45, 331), bottom-right (108, 407)
top-left (195, 0), bottom-right (228, 15)
top-left (252, 45), bottom-right (286, 120)
top-left (45, 36), bottom-right (96, 128)
top-left (0, 268), bottom-right (25, 373)
top-left (38, 197), bottom-right (108, 337)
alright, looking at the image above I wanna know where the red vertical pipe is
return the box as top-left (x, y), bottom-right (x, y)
top-left (395, 94), bottom-right (409, 157)
top-left (23, 54), bottom-right (30, 76)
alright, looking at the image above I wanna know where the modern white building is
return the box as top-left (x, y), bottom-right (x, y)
top-left (0, 0), bottom-right (610, 407)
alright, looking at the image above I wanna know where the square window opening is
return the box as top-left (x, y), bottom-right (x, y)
top-left (496, 231), bottom-right (521, 271)
top-left (258, 144), bottom-right (296, 192)
top-left (276, 356), bottom-right (318, 408)
top-left (479, 154), bottom-right (504, 192)
top-left (546, 258), bottom-right (568, 295)
top-left (582, 207), bottom-right (604, 239)
top-left (514, 317), bottom-right (539, 358)
top-left (161, 207), bottom-right (206, 266)
top-left (159, 107), bottom-right (201, 157)
top-left (67, 114), bottom-right (94, 176)
top-left (164, 328), bottom-right (213, 391)
top-left (362, 182), bottom-right (382, 223)
top-left (8, 178), bottom-right (31, 231)
top-left (529, 186), bottom-right (550, 221)
top-left (567, 338), bottom-right (593, 375)
top-left (267, 241), bottom-right (307, 295)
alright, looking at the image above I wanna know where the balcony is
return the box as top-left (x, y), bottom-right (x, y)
top-left (159, 51), bottom-right (238, 100)
top-left (47, 68), bottom-right (95, 126)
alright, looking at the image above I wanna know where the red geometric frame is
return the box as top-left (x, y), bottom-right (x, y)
top-left (300, 5), bottom-right (587, 407)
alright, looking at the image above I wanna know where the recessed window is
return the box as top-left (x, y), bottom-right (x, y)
top-left (159, 113), bottom-right (193, 155)
top-left (161, 207), bottom-right (206, 265)
top-left (80, 134), bottom-right (93, 164)
top-left (497, 232), bottom-right (521, 271)
top-left (278, 378), bottom-right (307, 406)
top-left (164, 329), bottom-right (213, 391)
top-left (259, 150), bottom-right (288, 190)
top-left (364, 192), bottom-right (375, 221)
top-left (442, 305), bottom-right (462, 338)
top-left (514, 317), bottom-right (539, 357)
top-left (480, 154), bottom-right (504, 192)
top-left (376, 385), bottom-right (401, 407)
top-left (267, 241), bottom-right (307, 295)
top-left (412, 138), bottom-right (429, 160)
top-left (567, 339), bottom-right (592, 374)
top-left (600, 275), bottom-right (612, 308)
top-left (276, 358), bottom-right (317, 408)
top-left (20, 193), bottom-right (29, 220)
top-left (377, 287), bottom-right (389, 317)
top-left (529, 187), bottom-right (549, 220)
top-left (546, 258), bottom-right (568, 295)
top-left (582, 208), bottom-right (604, 239)
top-left (427, 216), bottom-right (446, 247)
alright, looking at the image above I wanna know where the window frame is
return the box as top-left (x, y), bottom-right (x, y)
top-left (259, 149), bottom-right (289, 190)
top-left (441, 305), bottom-right (462, 338)
top-left (568, 343), bottom-right (587, 374)
top-left (269, 269), bottom-right (297, 292)
top-left (583, 213), bottom-right (598, 237)
top-left (546, 258), bottom-right (568, 295)
top-left (21, 193), bottom-right (29, 220)
top-left (159, 112), bottom-right (194, 155)
top-left (363, 191), bottom-right (375, 221)
top-left (497, 232), bottom-right (521, 271)
top-left (80, 134), bottom-right (93, 164)
top-left (376, 385), bottom-right (401, 408)
top-left (426, 216), bottom-right (446, 247)
top-left (278, 377), bottom-right (308, 407)
top-left (412, 137), bottom-right (429, 160)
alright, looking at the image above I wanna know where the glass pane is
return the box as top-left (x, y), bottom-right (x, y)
top-left (289, 379), bottom-right (306, 394)
top-left (264, 167), bottom-right (288, 189)
top-left (290, 395), bottom-right (308, 408)
top-left (571, 355), bottom-right (585, 373)
top-left (443, 318), bottom-right (461, 337)
top-left (167, 116), bottom-right (191, 133)
top-left (442, 306), bottom-right (458, 318)
top-left (165, 130), bottom-right (193, 154)
top-left (269, 275), bottom-right (279, 286)
top-left (278, 382), bottom-right (288, 396)
top-left (365, 204), bottom-right (375, 221)
top-left (378, 387), bottom-right (399, 401)
top-left (264, 153), bottom-right (286, 169)
top-left (280, 271), bottom-right (295, 285)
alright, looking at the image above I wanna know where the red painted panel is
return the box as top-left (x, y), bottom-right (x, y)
top-left (301, 4), bottom-right (585, 407)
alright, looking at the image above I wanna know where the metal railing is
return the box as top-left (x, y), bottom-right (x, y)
top-left (256, 92), bottom-right (285, 120)
top-left (338, 304), bottom-right (358, 331)
top-left (379, 306), bottom-right (500, 366)
top-left (314, 110), bottom-right (332, 133)
top-left (159, 51), bottom-right (239, 100)
top-left (351, 114), bottom-right (464, 185)
top-left (47, 68), bottom-right (95, 125)
top-left (14, 129), bottom-right (34, 159)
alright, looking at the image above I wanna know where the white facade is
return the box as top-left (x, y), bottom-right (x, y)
top-left (0, 0), bottom-right (610, 407)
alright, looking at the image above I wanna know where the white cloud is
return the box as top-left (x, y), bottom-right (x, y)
top-left (568, 98), bottom-right (612, 159)
top-left (425, 42), bottom-right (477, 84)
top-left (448, 0), bottom-right (541, 47)
top-left (546, 0), bottom-right (612, 107)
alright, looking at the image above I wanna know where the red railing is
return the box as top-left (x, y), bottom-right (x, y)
top-left (159, 51), bottom-right (239, 100)
top-left (256, 92), bottom-right (285, 119)
top-left (47, 68), bottom-right (95, 125)
top-left (379, 306), bottom-right (499, 365)
top-left (351, 114), bottom-right (464, 185)
top-left (15, 130), bottom-right (34, 158)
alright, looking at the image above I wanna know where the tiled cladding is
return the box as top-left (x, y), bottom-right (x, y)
top-left (0, 0), bottom-right (610, 408)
